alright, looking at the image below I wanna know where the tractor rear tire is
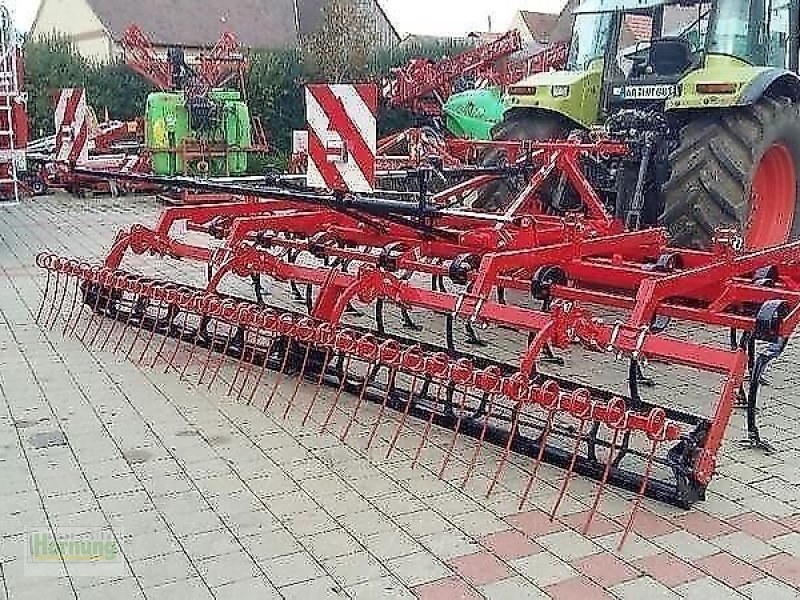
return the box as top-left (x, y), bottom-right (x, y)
top-left (472, 112), bottom-right (569, 211)
top-left (662, 96), bottom-right (800, 248)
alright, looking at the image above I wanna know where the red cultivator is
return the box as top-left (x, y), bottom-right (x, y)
top-left (36, 139), bottom-right (800, 546)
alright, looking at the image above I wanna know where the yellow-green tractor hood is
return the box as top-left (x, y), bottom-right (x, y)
top-left (502, 67), bottom-right (604, 128)
top-left (667, 55), bottom-right (794, 110)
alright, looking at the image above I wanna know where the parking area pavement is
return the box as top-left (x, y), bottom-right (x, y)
top-left (1, 194), bottom-right (800, 599)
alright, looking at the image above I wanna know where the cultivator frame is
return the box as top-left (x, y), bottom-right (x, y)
top-left (37, 138), bottom-right (800, 545)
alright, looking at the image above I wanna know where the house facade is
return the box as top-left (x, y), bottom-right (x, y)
top-left (31, 0), bottom-right (399, 62)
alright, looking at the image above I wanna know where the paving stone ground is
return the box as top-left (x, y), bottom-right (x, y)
top-left (1, 194), bottom-right (800, 599)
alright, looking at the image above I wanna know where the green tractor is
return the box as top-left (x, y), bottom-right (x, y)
top-left (493, 0), bottom-right (800, 247)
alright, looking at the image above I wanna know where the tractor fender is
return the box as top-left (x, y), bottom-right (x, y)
top-left (738, 69), bottom-right (800, 105)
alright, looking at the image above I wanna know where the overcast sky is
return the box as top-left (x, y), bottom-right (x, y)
top-left (7, 0), bottom-right (565, 35)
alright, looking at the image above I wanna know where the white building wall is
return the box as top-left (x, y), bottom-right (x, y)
top-left (31, 0), bottom-right (113, 62)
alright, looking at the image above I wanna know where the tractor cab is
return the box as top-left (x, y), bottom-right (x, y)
top-left (504, 0), bottom-right (800, 127)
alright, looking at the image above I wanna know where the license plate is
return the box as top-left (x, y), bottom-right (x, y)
top-left (622, 84), bottom-right (677, 100)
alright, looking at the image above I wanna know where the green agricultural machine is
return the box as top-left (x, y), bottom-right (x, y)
top-left (123, 25), bottom-right (261, 178)
top-left (490, 0), bottom-right (800, 247)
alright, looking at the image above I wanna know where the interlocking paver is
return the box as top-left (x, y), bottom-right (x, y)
top-left (676, 576), bottom-right (750, 600)
top-left (511, 550), bottom-right (577, 587)
top-left (633, 552), bottom-right (704, 587)
top-left (696, 552), bottom-right (766, 587)
top-left (480, 575), bottom-right (548, 599)
top-left (413, 576), bottom-right (482, 600)
top-left (448, 550), bottom-right (510, 586)
top-left (739, 576), bottom-right (800, 600)
top-left (478, 529), bottom-right (541, 560)
top-left (546, 576), bottom-right (615, 600)
top-left (572, 552), bottom-right (639, 587)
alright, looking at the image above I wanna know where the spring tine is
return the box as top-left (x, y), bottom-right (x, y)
top-left (207, 323), bottom-right (234, 391)
top-left (301, 347), bottom-right (331, 427)
top-left (62, 270), bottom-right (82, 336)
top-left (518, 381), bottom-right (561, 510)
top-left (166, 305), bottom-right (191, 373)
top-left (264, 339), bottom-right (292, 411)
top-left (36, 259), bottom-right (52, 324)
top-left (46, 269), bottom-right (69, 330)
top-left (125, 285), bottom-right (153, 361)
top-left (246, 335), bottom-right (277, 405)
top-left (461, 395), bottom-right (495, 488)
top-left (229, 309), bottom-right (257, 396)
top-left (99, 277), bottom-right (128, 352)
top-left (340, 364), bottom-right (372, 441)
top-left (439, 387), bottom-right (470, 478)
top-left (583, 398), bottom-right (627, 536)
top-left (234, 327), bottom-right (259, 400)
top-left (136, 291), bottom-right (164, 365)
top-left (341, 335), bottom-right (381, 440)
top-left (618, 408), bottom-right (667, 550)
top-left (411, 382), bottom-right (445, 469)
top-left (197, 314), bottom-right (222, 384)
top-left (228, 327), bottom-right (251, 396)
top-left (365, 369), bottom-right (396, 451)
top-left (487, 405), bottom-right (522, 498)
top-left (618, 437), bottom-right (658, 550)
top-left (80, 277), bottom-right (107, 344)
top-left (50, 262), bottom-right (79, 331)
top-left (180, 305), bottom-right (210, 380)
top-left (487, 373), bottom-right (529, 498)
top-left (550, 418), bottom-right (589, 521)
top-left (386, 372), bottom-right (418, 459)
top-left (284, 343), bottom-right (312, 419)
top-left (320, 354), bottom-right (353, 433)
top-left (43, 269), bottom-right (62, 329)
top-left (149, 307), bottom-right (175, 368)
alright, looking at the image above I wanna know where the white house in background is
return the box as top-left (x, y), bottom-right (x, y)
top-left (30, 0), bottom-right (400, 63)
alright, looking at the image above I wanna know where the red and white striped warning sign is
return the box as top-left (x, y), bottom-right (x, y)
top-left (54, 88), bottom-right (90, 164)
top-left (305, 84), bottom-right (377, 193)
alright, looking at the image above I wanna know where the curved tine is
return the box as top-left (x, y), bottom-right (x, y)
top-left (137, 282), bottom-right (173, 365)
top-left (487, 400), bottom-right (525, 498)
top-left (40, 255), bottom-right (62, 327)
top-left (439, 387), bottom-right (471, 478)
top-left (283, 327), bottom-right (315, 420)
top-left (80, 269), bottom-right (111, 345)
top-left (301, 347), bottom-right (331, 427)
top-left (246, 333), bottom-right (278, 406)
top-left (62, 262), bottom-right (88, 337)
top-left (461, 394), bottom-right (495, 489)
top-left (46, 259), bottom-right (73, 330)
top-left (234, 321), bottom-right (262, 402)
top-left (618, 408), bottom-right (668, 550)
top-left (42, 265), bottom-right (62, 330)
top-left (197, 299), bottom-right (226, 384)
top-left (112, 275), bottom-right (145, 354)
top-left (206, 299), bottom-right (240, 390)
top-left (179, 294), bottom-right (213, 380)
top-left (340, 359), bottom-right (377, 442)
top-left (583, 398), bottom-right (627, 536)
top-left (229, 306), bottom-right (257, 396)
top-left (125, 280), bottom-right (156, 360)
top-left (263, 317), bottom-right (296, 411)
top-left (386, 350), bottom-right (427, 460)
top-left (549, 416), bottom-right (590, 522)
top-left (519, 381), bottom-right (562, 510)
top-left (35, 254), bottom-right (54, 324)
top-left (52, 259), bottom-right (82, 331)
top-left (149, 287), bottom-right (184, 369)
top-left (99, 272), bottom-right (135, 352)
top-left (165, 291), bottom-right (196, 372)
top-left (320, 355), bottom-right (353, 434)
top-left (88, 271), bottom-right (125, 347)
top-left (411, 381), bottom-right (447, 469)
top-left (68, 266), bottom-right (99, 339)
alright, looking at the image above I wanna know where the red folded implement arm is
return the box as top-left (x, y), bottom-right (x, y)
top-left (35, 139), bottom-right (800, 547)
